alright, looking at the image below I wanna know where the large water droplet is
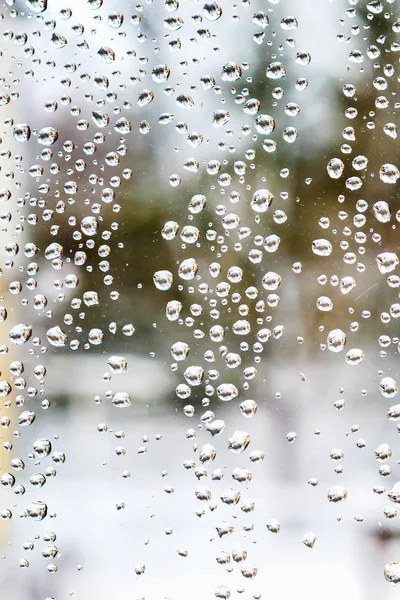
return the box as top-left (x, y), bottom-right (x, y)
top-left (250, 189), bottom-right (273, 212)
top-left (37, 127), bottom-right (58, 146)
top-left (9, 324), bottom-right (32, 345)
top-left (27, 501), bottom-right (47, 521)
top-left (266, 62), bottom-right (286, 79)
top-left (327, 329), bottom-right (346, 353)
top-left (112, 392), bottom-right (131, 408)
top-left (46, 326), bottom-right (68, 347)
top-left (380, 163), bottom-right (400, 184)
top-left (376, 252), bottom-right (399, 274)
top-left (154, 270), bottom-right (174, 291)
top-left (13, 123), bottom-right (31, 143)
top-left (384, 562), bottom-right (400, 584)
top-left (327, 158), bottom-right (344, 179)
top-left (26, 0), bottom-right (47, 12)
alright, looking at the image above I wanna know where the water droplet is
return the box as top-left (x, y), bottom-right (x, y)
top-left (0, 189), bottom-right (11, 203)
top-left (380, 377), bottom-right (398, 398)
top-left (200, 443), bottom-right (216, 464)
top-left (88, 328), bottom-right (104, 345)
top-left (384, 123), bottom-right (397, 139)
top-left (176, 94), bottom-right (195, 110)
top-left (81, 216), bottom-right (99, 236)
top-left (154, 270), bottom-right (174, 291)
top-left (9, 324), bottom-right (32, 345)
top-left (107, 356), bottom-right (127, 374)
top-left (241, 562), bottom-right (258, 579)
top-left (98, 47), bottom-right (115, 63)
top-left (26, 0), bottom-right (47, 12)
top-left (387, 405), bottom-right (400, 421)
top-left (171, 342), bottom-right (190, 361)
top-left (13, 123), bottom-right (31, 143)
top-left (50, 33), bottom-right (67, 49)
top-left (302, 532), bottom-right (316, 548)
top-left (327, 158), bottom-right (344, 179)
top-left (327, 486), bottom-right (347, 503)
top-left (33, 439), bottom-right (52, 457)
top-left (92, 111), bottom-right (110, 128)
top-left (384, 562), bottom-right (400, 584)
top-left (254, 114), bottom-right (275, 134)
top-left (266, 62), bottom-right (286, 79)
top-left (239, 400), bottom-right (257, 417)
top-left (345, 348), bottom-right (365, 365)
top-left (18, 411), bottom-right (36, 426)
top-left (112, 392), bottom-right (131, 408)
top-left (228, 431), bottom-right (250, 454)
top-left (46, 326), bottom-right (68, 347)
top-left (312, 239), bottom-right (332, 257)
top-left (251, 189), bottom-right (273, 212)
top-left (178, 258), bottom-right (198, 280)
top-left (217, 383), bottom-right (239, 402)
top-left (137, 90), bottom-right (155, 107)
top-left (184, 365), bottom-right (204, 386)
top-left (376, 252), bottom-right (399, 274)
top-left (317, 296), bottom-right (333, 312)
top-left (266, 519), bottom-right (280, 533)
top-left (37, 127), bottom-right (58, 146)
top-left (380, 163), bottom-right (400, 184)
top-left (373, 201), bottom-right (391, 223)
top-left (213, 110), bottom-right (230, 128)
top-left (281, 16), bottom-right (298, 30)
top-left (221, 62), bottom-right (242, 82)
top-left (327, 329), bottom-right (346, 353)
top-left (108, 12), bottom-right (123, 28)
top-left (262, 272), bottom-right (281, 290)
top-left (166, 300), bottom-right (182, 320)
top-left (27, 501), bottom-right (47, 521)
top-left (203, 2), bottom-right (222, 21)
top-left (206, 420), bottom-right (225, 436)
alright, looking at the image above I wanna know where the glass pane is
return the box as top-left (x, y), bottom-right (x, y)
top-left (0, 1), bottom-right (399, 599)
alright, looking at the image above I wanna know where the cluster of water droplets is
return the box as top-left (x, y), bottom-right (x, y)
top-left (0, 0), bottom-right (399, 596)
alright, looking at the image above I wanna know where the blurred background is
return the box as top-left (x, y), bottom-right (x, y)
top-left (0, 0), bottom-right (399, 598)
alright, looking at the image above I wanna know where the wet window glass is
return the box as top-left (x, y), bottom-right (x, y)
top-left (0, 0), bottom-right (400, 598)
